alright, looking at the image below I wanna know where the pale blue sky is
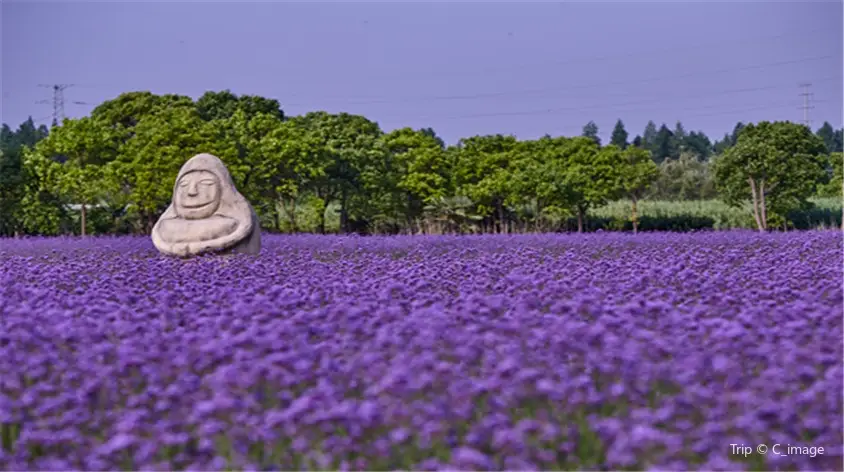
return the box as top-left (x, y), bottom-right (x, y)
top-left (2, 1), bottom-right (842, 145)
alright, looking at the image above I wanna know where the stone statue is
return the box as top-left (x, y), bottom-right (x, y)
top-left (151, 153), bottom-right (261, 257)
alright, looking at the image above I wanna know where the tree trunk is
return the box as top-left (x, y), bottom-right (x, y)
top-left (340, 188), bottom-right (349, 234)
top-left (535, 202), bottom-right (542, 233)
top-left (498, 204), bottom-right (506, 234)
top-left (289, 198), bottom-right (298, 232)
top-left (748, 178), bottom-right (765, 232)
top-left (314, 188), bottom-right (331, 234)
top-left (631, 196), bottom-right (639, 234)
top-left (759, 179), bottom-right (768, 231)
top-left (80, 202), bottom-right (87, 237)
top-left (406, 192), bottom-right (415, 234)
top-left (274, 203), bottom-right (282, 233)
top-left (576, 206), bottom-right (584, 233)
top-left (279, 197), bottom-right (298, 233)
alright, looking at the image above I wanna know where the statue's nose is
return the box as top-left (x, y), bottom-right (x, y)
top-left (187, 183), bottom-right (199, 196)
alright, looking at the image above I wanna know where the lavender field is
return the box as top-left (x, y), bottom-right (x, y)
top-left (1, 231), bottom-right (842, 471)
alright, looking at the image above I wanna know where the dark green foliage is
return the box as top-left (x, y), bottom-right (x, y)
top-left (642, 121), bottom-right (658, 151)
top-left (562, 214), bottom-right (716, 232)
top-left (90, 91), bottom-right (195, 130)
top-left (196, 90), bottom-right (284, 122)
top-left (652, 124), bottom-right (679, 163)
top-left (631, 135), bottom-right (643, 148)
top-left (610, 119), bottom-right (628, 149)
top-left (785, 202), bottom-right (843, 230)
top-left (581, 121), bottom-right (601, 146)
top-left (673, 121), bottom-right (687, 143)
top-left (730, 122), bottom-right (746, 146)
top-left (583, 199), bottom-right (840, 232)
top-left (712, 133), bottom-right (732, 155)
top-left (816, 121), bottom-right (844, 154)
top-left (682, 131), bottom-right (713, 160)
top-left (3, 90), bottom-right (843, 237)
top-left (0, 118), bottom-right (51, 236)
top-left (816, 153), bottom-right (843, 198)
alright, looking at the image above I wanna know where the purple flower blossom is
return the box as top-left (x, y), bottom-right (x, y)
top-left (0, 231), bottom-right (841, 470)
top-left (97, 433), bottom-right (134, 455)
top-left (450, 446), bottom-right (495, 469)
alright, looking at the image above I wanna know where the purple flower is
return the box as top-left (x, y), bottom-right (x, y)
top-left (97, 433), bottom-right (135, 455)
top-left (389, 427), bottom-right (411, 444)
top-left (450, 446), bottom-right (494, 469)
top-left (0, 231), bottom-right (840, 470)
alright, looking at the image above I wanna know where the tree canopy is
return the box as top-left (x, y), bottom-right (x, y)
top-left (2, 90), bottom-right (841, 237)
top-left (610, 120), bottom-right (628, 150)
top-left (713, 121), bottom-right (828, 231)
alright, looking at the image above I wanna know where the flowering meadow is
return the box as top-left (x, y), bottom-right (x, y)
top-left (1, 231), bottom-right (842, 471)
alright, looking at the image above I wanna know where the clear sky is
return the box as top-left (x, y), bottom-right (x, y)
top-left (2, 0), bottom-right (842, 145)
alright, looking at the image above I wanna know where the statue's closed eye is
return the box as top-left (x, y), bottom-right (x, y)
top-left (200, 179), bottom-right (216, 186)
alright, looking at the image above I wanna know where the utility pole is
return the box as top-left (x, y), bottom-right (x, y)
top-left (798, 83), bottom-right (814, 129)
top-left (36, 84), bottom-right (90, 126)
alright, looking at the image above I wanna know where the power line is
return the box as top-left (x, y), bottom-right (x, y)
top-left (282, 25), bottom-right (840, 90)
top-left (29, 77), bottom-right (839, 132)
top-left (372, 76), bottom-right (841, 122)
top-left (284, 54), bottom-right (838, 106)
top-left (23, 31), bottom-right (841, 131)
top-left (686, 101), bottom-right (832, 121)
top-left (421, 99), bottom-right (836, 124)
top-left (411, 25), bottom-right (840, 82)
top-left (56, 27), bottom-right (840, 106)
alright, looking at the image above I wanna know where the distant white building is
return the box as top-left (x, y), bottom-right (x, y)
top-left (66, 203), bottom-right (106, 211)
top-left (65, 203), bottom-right (130, 212)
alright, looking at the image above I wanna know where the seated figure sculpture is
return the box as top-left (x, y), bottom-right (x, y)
top-left (151, 153), bottom-right (261, 257)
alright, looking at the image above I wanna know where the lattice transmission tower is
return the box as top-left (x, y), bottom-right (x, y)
top-left (36, 84), bottom-right (90, 126)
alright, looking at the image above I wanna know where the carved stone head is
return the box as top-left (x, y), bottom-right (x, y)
top-left (175, 170), bottom-right (222, 220)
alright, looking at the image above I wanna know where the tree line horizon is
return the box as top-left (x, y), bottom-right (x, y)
top-left (0, 89), bottom-right (841, 238)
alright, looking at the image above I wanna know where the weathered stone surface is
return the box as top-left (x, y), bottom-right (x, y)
top-left (152, 153), bottom-right (260, 257)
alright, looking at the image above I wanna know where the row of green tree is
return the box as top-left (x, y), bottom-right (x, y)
top-left (596, 118), bottom-right (844, 163)
top-left (1, 90), bottom-right (841, 237)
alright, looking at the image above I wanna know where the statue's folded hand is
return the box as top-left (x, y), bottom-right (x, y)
top-left (157, 216), bottom-right (238, 243)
